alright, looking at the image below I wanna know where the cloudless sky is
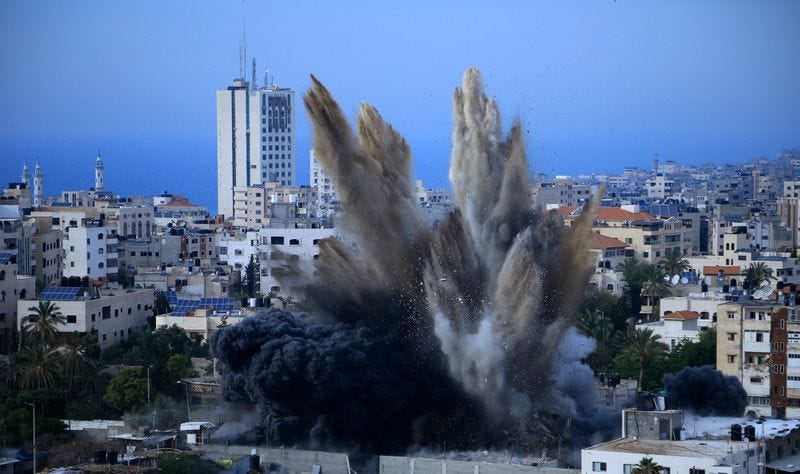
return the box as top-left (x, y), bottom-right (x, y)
top-left (1, 1), bottom-right (799, 213)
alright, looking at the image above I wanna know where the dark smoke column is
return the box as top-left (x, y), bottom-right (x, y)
top-left (213, 69), bottom-right (608, 455)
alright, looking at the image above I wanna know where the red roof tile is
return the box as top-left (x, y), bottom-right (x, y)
top-left (664, 310), bottom-right (699, 320)
top-left (590, 232), bottom-right (629, 250)
top-left (702, 265), bottom-right (741, 276)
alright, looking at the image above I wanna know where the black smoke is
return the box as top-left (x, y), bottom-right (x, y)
top-left (210, 309), bottom-right (497, 454)
top-left (663, 365), bottom-right (747, 416)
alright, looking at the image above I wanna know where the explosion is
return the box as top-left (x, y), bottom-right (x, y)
top-left (211, 69), bottom-right (613, 456)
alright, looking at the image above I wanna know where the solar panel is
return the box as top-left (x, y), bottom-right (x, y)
top-left (0, 252), bottom-right (13, 264)
top-left (39, 286), bottom-right (81, 301)
top-left (170, 297), bottom-right (236, 316)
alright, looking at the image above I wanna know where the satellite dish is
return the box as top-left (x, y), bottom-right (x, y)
top-left (671, 275), bottom-right (680, 285)
top-left (753, 290), bottom-right (764, 300)
top-left (704, 276), bottom-right (711, 284)
top-left (663, 276), bottom-right (671, 282)
top-left (680, 277), bottom-right (689, 284)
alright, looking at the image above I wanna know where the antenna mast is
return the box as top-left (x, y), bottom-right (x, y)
top-left (252, 57), bottom-right (257, 89)
top-left (239, 19), bottom-right (247, 81)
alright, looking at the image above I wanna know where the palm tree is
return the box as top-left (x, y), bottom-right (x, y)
top-left (16, 345), bottom-right (61, 389)
top-left (659, 251), bottom-right (691, 277)
top-left (743, 262), bottom-right (776, 291)
top-left (58, 335), bottom-right (96, 389)
top-left (618, 328), bottom-right (668, 390)
top-left (22, 301), bottom-right (66, 348)
top-left (632, 457), bottom-right (665, 474)
top-left (618, 257), bottom-right (645, 317)
top-left (577, 309), bottom-right (614, 345)
top-left (641, 263), bottom-right (671, 321)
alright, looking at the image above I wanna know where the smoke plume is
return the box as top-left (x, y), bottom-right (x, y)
top-left (663, 365), bottom-right (747, 417)
top-left (212, 69), bottom-right (610, 455)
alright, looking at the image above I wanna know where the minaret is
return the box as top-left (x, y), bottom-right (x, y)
top-left (33, 162), bottom-right (43, 206)
top-left (21, 163), bottom-right (30, 185)
top-left (95, 153), bottom-right (105, 191)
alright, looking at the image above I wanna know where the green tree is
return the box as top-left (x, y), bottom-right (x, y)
top-left (244, 255), bottom-right (259, 298)
top-left (641, 263), bottom-right (671, 321)
top-left (166, 354), bottom-right (198, 381)
top-left (659, 251), bottom-right (691, 277)
top-left (153, 291), bottom-right (173, 317)
top-left (743, 262), bottom-right (776, 291)
top-left (104, 367), bottom-right (148, 413)
top-left (632, 457), bottom-right (665, 474)
top-left (618, 257), bottom-right (646, 318)
top-left (577, 309), bottom-right (623, 372)
top-left (21, 301), bottom-right (66, 348)
top-left (16, 345), bottom-right (61, 389)
top-left (666, 329), bottom-right (717, 373)
top-left (616, 328), bottom-right (668, 390)
top-left (58, 335), bottom-right (96, 389)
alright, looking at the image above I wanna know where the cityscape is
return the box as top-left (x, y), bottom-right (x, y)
top-left (1, 2), bottom-right (800, 474)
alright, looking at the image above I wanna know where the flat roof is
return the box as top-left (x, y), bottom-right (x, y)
top-left (587, 437), bottom-right (751, 458)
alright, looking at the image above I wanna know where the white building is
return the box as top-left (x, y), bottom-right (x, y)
top-left (217, 227), bottom-right (335, 296)
top-left (0, 252), bottom-right (36, 353)
top-left (62, 222), bottom-right (119, 281)
top-left (637, 311), bottom-right (703, 350)
top-left (582, 437), bottom-right (760, 474)
top-left (311, 149), bottom-right (338, 216)
top-left (217, 77), bottom-right (296, 219)
top-left (17, 286), bottom-right (153, 348)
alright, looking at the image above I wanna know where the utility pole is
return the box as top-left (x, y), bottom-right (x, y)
top-left (147, 365), bottom-right (154, 405)
top-left (25, 403), bottom-right (36, 473)
top-left (177, 381), bottom-right (191, 420)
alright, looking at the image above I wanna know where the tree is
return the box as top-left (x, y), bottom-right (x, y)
top-left (166, 354), bottom-right (198, 381)
top-left (666, 329), bottom-right (716, 373)
top-left (659, 251), bottom-right (691, 277)
top-left (16, 345), bottom-right (61, 390)
top-left (616, 328), bottom-right (668, 390)
top-left (641, 263), bottom-right (671, 321)
top-left (21, 301), bottom-right (66, 348)
top-left (244, 255), bottom-right (260, 298)
top-left (618, 257), bottom-right (646, 317)
top-left (743, 262), bottom-right (776, 291)
top-left (104, 367), bottom-right (148, 413)
top-left (153, 291), bottom-right (172, 317)
top-left (58, 335), bottom-right (96, 389)
top-left (632, 457), bottom-right (665, 474)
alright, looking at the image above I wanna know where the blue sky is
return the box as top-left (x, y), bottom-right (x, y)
top-left (1, 1), bottom-right (799, 213)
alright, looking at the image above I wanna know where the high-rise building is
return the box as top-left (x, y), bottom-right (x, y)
top-left (217, 74), bottom-right (295, 220)
top-left (310, 149), bottom-right (338, 215)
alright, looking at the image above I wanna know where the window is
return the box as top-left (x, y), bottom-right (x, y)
top-left (756, 332), bottom-right (763, 342)
top-left (750, 377), bottom-right (763, 384)
top-left (289, 238), bottom-right (300, 246)
top-left (727, 311), bottom-right (736, 319)
top-left (66, 315), bottom-right (77, 323)
top-left (271, 236), bottom-right (285, 245)
top-left (592, 462), bottom-right (607, 472)
top-left (102, 334), bottom-right (106, 341)
top-left (727, 355), bottom-right (736, 363)
top-left (727, 332), bottom-right (736, 341)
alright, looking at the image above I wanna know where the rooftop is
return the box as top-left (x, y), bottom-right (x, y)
top-left (588, 437), bottom-right (751, 458)
top-left (681, 413), bottom-right (800, 441)
top-left (663, 310), bottom-right (699, 321)
top-left (590, 232), bottom-right (629, 250)
top-left (703, 265), bottom-right (741, 276)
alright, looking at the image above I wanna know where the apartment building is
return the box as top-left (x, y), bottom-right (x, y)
top-left (232, 182), bottom-right (318, 228)
top-left (17, 286), bottom-right (154, 349)
top-left (533, 178), bottom-right (592, 208)
top-left (716, 300), bottom-right (800, 418)
top-left (0, 252), bottom-right (36, 353)
top-left (30, 216), bottom-right (64, 285)
top-left (62, 221), bottom-right (119, 281)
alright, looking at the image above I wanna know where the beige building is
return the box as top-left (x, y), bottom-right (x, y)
top-left (17, 286), bottom-right (154, 349)
top-left (232, 182), bottom-right (318, 228)
top-left (0, 253), bottom-right (36, 353)
top-left (29, 217), bottom-right (64, 285)
top-left (716, 300), bottom-right (800, 418)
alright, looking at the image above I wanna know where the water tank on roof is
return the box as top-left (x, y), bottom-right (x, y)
top-left (731, 423), bottom-right (742, 441)
top-left (744, 425), bottom-right (756, 441)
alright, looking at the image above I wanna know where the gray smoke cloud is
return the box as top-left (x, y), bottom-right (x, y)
top-left (213, 68), bottom-right (613, 456)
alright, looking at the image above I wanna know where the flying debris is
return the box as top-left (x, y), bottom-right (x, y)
top-left (212, 69), bottom-right (612, 456)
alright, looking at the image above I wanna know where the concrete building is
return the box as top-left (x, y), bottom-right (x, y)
top-left (17, 286), bottom-right (153, 348)
top-left (62, 221), bottom-right (119, 281)
top-left (217, 227), bottom-right (335, 296)
top-left (559, 206), bottom-right (693, 262)
top-left (118, 233), bottom-right (181, 270)
top-left (533, 178), bottom-right (592, 208)
top-left (381, 456), bottom-right (570, 474)
top-left (116, 205), bottom-right (155, 239)
top-left (29, 217), bottom-right (64, 286)
top-left (588, 232), bottom-right (630, 295)
top-left (644, 173), bottom-right (676, 199)
top-left (311, 149), bottom-right (338, 215)
top-left (232, 182), bottom-right (319, 228)
top-left (0, 252), bottom-right (36, 353)
top-left (153, 194), bottom-right (208, 228)
top-left (217, 77), bottom-right (296, 219)
top-left (715, 300), bottom-right (800, 418)
top-left (581, 436), bottom-right (759, 473)
top-left (637, 310), bottom-right (703, 350)
top-left (156, 307), bottom-right (246, 342)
